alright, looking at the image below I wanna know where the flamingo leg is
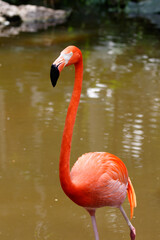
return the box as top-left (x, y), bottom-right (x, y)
top-left (119, 205), bottom-right (136, 240)
top-left (87, 209), bottom-right (99, 240)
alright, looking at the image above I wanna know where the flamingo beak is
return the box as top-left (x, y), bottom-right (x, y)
top-left (50, 55), bottom-right (65, 87)
top-left (50, 64), bottom-right (60, 87)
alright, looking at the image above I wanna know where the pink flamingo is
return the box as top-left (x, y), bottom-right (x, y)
top-left (50, 46), bottom-right (137, 240)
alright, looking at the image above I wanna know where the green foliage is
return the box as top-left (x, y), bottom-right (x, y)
top-left (4, 0), bottom-right (129, 8)
top-left (3, 0), bottom-right (151, 12)
top-left (85, 0), bottom-right (106, 5)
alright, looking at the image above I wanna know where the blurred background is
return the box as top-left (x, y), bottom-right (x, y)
top-left (0, 0), bottom-right (160, 240)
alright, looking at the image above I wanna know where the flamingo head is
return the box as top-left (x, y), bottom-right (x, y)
top-left (50, 46), bottom-right (82, 87)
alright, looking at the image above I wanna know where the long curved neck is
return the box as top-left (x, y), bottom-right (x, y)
top-left (59, 57), bottom-right (83, 197)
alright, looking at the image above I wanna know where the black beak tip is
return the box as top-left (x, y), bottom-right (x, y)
top-left (50, 64), bottom-right (60, 87)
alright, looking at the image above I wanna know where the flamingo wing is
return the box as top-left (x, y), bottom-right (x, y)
top-left (70, 152), bottom-right (128, 208)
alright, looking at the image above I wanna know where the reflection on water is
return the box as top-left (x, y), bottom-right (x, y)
top-left (0, 14), bottom-right (160, 240)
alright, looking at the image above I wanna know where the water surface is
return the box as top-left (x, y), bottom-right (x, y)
top-left (0, 14), bottom-right (160, 240)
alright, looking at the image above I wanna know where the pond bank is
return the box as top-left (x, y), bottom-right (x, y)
top-left (0, 0), bottom-right (160, 37)
top-left (0, 0), bottom-right (70, 37)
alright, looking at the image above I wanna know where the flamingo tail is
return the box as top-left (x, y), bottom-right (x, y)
top-left (127, 177), bottom-right (137, 219)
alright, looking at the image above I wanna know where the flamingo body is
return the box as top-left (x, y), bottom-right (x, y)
top-left (50, 46), bottom-right (136, 240)
top-left (70, 152), bottom-right (128, 208)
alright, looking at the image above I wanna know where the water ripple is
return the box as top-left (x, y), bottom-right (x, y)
top-left (122, 114), bottom-right (144, 160)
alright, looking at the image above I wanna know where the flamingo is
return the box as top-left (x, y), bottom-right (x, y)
top-left (50, 46), bottom-right (137, 240)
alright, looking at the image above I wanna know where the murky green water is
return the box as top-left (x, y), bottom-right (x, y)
top-left (0, 14), bottom-right (160, 240)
